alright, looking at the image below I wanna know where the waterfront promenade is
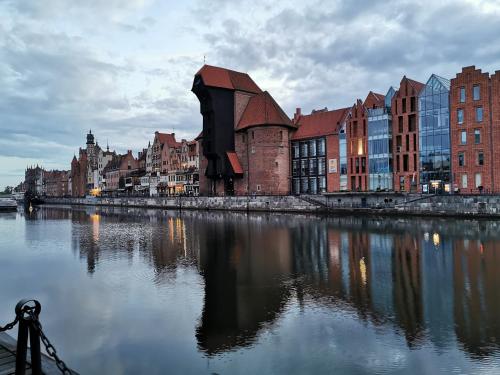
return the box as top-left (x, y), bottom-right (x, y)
top-left (43, 192), bottom-right (500, 218)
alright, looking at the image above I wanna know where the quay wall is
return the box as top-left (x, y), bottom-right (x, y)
top-left (43, 194), bottom-right (500, 218)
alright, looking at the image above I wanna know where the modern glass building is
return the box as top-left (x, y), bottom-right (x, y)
top-left (418, 75), bottom-right (451, 193)
top-left (291, 138), bottom-right (326, 194)
top-left (339, 123), bottom-right (348, 191)
top-left (367, 87), bottom-right (395, 190)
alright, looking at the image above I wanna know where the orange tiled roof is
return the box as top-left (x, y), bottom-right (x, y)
top-left (226, 151), bottom-right (243, 175)
top-left (236, 91), bottom-right (295, 131)
top-left (156, 132), bottom-right (179, 148)
top-left (291, 107), bottom-right (349, 140)
top-left (196, 65), bottom-right (262, 94)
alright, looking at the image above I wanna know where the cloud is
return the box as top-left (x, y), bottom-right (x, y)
top-left (2, 0), bottom-right (500, 188)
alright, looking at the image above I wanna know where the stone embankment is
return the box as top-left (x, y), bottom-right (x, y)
top-left (44, 193), bottom-right (500, 218)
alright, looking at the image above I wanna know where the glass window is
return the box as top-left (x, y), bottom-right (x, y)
top-left (475, 173), bottom-right (482, 188)
top-left (317, 138), bottom-right (326, 156)
top-left (318, 158), bottom-right (326, 175)
top-left (309, 178), bottom-right (317, 194)
top-left (301, 177), bottom-right (308, 193)
top-left (292, 160), bottom-right (299, 176)
top-left (460, 87), bottom-right (465, 103)
top-left (476, 107), bottom-right (483, 122)
top-left (473, 85), bottom-right (480, 101)
top-left (475, 129), bottom-right (481, 144)
top-left (300, 142), bottom-right (308, 158)
top-left (458, 152), bottom-right (465, 167)
top-left (461, 131), bottom-right (467, 145)
top-left (319, 176), bottom-right (326, 191)
top-left (457, 109), bottom-right (464, 124)
top-left (309, 139), bottom-right (317, 157)
top-left (300, 159), bottom-right (307, 175)
top-left (309, 158), bottom-right (317, 175)
top-left (292, 143), bottom-right (300, 158)
top-left (462, 174), bottom-right (468, 188)
top-left (293, 178), bottom-right (300, 194)
top-left (478, 152), bottom-right (484, 166)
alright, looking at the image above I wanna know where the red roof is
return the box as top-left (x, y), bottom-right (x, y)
top-left (196, 65), bottom-right (262, 94)
top-left (155, 132), bottom-right (179, 148)
top-left (226, 151), bottom-right (243, 175)
top-left (291, 107), bottom-right (349, 140)
top-left (236, 91), bottom-right (295, 131)
top-left (364, 91), bottom-right (385, 108)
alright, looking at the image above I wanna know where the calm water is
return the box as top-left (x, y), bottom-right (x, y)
top-left (1, 206), bottom-right (500, 374)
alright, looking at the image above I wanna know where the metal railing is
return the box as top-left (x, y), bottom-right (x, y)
top-left (0, 299), bottom-right (74, 374)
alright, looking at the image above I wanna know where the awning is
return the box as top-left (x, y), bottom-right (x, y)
top-left (226, 151), bottom-right (243, 176)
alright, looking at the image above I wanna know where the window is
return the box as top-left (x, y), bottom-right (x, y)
top-left (411, 97), bottom-right (416, 112)
top-left (478, 152), bottom-right (484, 166)
top-left (309, 140), bottom-right (317, 157)
top-left (458, 152), bottom-right (465, 167)
top-left (252, 131), bottom-right (255, 139)
top-left (476, 107), bottom-right (483, 122)
top-left (293, 144), bottom-right (299, 158)
top-left (406, 134), bottom-right (410, 152)
top-left (317, 138), bottom-right (326, 156)
top-left (462, 174), bottom-right (468, 188)
top-left (318, 158), bottom-right (326, 175)
top-left (475, 129), bottom-right (481, 144)
top-left (398, 116), bottom-right (403, 133)
top-left (279, 131), bottom-right (283, 141)
top-left (457, 109), bottom-right (464, 124)
top-left (460, 87), bottom-right (466, 103)
top-left (461, 131), bottom-right (467, 145)
top-left (475, 173), bottom-right (482, 188)
top-left (473, 85), bottom-right (480, 101)
top-left (403, 154), bottom-right (409, 172)
top-left (402, 98), bottom-right (407, 113)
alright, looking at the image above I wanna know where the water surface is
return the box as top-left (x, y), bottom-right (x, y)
top-left (1, 205), bottom-right (500, 374)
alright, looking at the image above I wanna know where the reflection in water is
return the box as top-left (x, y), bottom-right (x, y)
top-left (10, 206), bottom-right (500, 373)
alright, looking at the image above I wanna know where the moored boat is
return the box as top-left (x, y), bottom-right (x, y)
top-left (0, 197), bottom-right (18, 212)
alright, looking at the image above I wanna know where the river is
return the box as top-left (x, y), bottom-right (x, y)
top-left (1, 205), bottom-right (500, 374)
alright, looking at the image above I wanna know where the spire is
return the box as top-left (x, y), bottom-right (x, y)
top-left (106, 139), bottom-right (109, 152)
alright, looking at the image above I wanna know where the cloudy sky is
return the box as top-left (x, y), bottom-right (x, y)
top-left (1, 0), bottom-right (500, 188)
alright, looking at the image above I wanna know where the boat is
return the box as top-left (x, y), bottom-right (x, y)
top-left (0, 197), bottom-right (18, 212)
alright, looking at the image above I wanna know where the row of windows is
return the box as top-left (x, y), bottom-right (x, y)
top-left (292, 158), bottom-right (326, 177)
top-left (457, 107), bottom-right (483, 124)
top-left (457, 151), bottom-right (485, 167)
top-left (459, 173), bottom-right (483, 189)
top-left (292, 177), bottom-right (327, 194)
top-left (292, 139), bottom-right (326, 159)
top-left (459, 85), bottom-right (481, 103)
top-left (459, 129), bottom-right (482, 145)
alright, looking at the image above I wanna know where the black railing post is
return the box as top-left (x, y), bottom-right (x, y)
top-left (15, 318), bottom-right (29, 375)
top-left (15, 299), bottom-right (42, 375)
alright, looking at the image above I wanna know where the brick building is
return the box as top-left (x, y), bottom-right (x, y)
top-left (71, 150), bottom-right (87, 197)
top-left (151, 132), bottom-right (179, 175)
top-left (392, 76), bottom-right (424, 192)
top-left (44, 170), bottom-right (70, 197)
top-left (347, 92), bottom-right (385, 191)
top-left (492, 71), bottom-right (500, 193)
top-left (192, 65), bottom-right (296, 196)
top-left (451, 66), bottom-right (493, 193)
top-left (102, 151), bottom-right (139, 193)
top-left (290, 107), bottom-right (349, 194)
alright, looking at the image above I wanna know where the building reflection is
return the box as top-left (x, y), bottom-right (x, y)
top-left (33, 206), bottom-right (500, 360)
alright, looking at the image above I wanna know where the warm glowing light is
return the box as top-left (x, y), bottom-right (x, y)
top-left (360, 257), bottom-right (367, 285)
top-left (432, 233), bottom-right (440, 247)
top-left (431, 181), bottom-right (439, 189)
top-left (357, 139), bottom-right (363, 156)
top-left (444, 184), bottom-right (450, 193)
top-left (90, 188), bottom-right (101, 197)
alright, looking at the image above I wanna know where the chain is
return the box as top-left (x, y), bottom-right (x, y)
top-left (26, 309), bottom-right (74, 375)
top-left (0, 316), bottom-right (18, 332)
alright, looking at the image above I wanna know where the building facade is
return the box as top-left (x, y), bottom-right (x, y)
top-left (419, 74), bottom-right (451, 193)
top-left (192, 65), bottom-right (296, 196)
top-left (290, 107), bottom-right (349, 194)
top-left (451, 67), bottom-right (492, 193)
top-left (392, 77), bottom-right (424, 192)
top-left (368, 87), bottom-right (395, 191)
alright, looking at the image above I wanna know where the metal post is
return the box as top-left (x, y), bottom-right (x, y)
top-left (15, 319), bottom-right (28, 375)
top-left (29, 323), bottom-right (42, 375)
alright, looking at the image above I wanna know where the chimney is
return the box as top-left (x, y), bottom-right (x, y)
top-left (293, 107), bottom-right (301, 123)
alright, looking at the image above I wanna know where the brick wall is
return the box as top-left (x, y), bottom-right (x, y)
top-left (392, 78), bottom-right (420, 192)
top-left (491, 71), bottom-right (500, 192)
top-left (450, 66), bottom-right (493, 193)
top-left (347, 101), bottom-right (368, 191)
top-left (326, 133), bottom-right (340, 191)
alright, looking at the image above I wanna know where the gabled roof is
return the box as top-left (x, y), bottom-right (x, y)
top-left (291, 107), bottom-right (350, 140)
top-left (195, 65), bottom-right (262, 94)
top-left (236, 91), bottom-right (295, 131)
top-left (364, 91), bottom-right (385, 108)
top-left (155, 132), bottom-right (179, 148)
top-left (406, 77), bottom-right (425, 93)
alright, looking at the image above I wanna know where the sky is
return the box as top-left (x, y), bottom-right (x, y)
top-left (1, 0), bottom-right (500, 188)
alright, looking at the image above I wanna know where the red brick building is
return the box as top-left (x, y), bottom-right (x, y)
top-left (492, 71), bottom-right (500, 193)
top-left (192, 65), bottom-right (296, 196)
top-left (392, 76), bottom-right (424, 192)
top-left (290, 107), bottom-right (349, 194)
top-left (347, 92), bottom-right (385, 191)
top-left (71, 150), bottom-right (87, 197)
top-left (44, 170), bottom-right (70, 197)
top-left (450, 66), bottom-right (493, 193)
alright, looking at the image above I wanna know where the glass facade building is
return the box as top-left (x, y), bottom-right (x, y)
top-left (367, 87), bottom-right (394, 190)
top-left (339, 124), bottom-right (348, 191)
top-left (292, 138), bottom-right (326, 194)
top-left (418, 75), bottom-right (451, 192)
